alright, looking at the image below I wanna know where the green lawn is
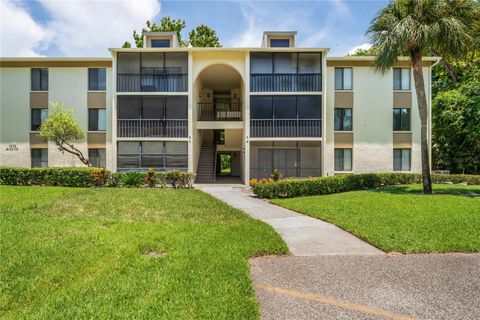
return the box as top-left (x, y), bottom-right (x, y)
top-left (272, 184), bottom-right (480, 253)
top-left (0, 186), bottom-right (287, 319)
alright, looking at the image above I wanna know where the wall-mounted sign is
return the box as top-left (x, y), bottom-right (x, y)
top-left (5, 144), bottom-right (18, 151)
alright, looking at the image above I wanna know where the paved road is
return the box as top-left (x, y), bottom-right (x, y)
top-left (198, 185), bottom-right (382, 256)
top-left (251, 254), bottom-right (480, 320)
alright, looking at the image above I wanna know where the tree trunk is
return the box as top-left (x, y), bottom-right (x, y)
top-left (411, 50), bottom-right (433, 194)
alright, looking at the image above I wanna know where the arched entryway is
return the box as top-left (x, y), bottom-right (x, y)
top-left (193, 64), bottom-right (245, 183)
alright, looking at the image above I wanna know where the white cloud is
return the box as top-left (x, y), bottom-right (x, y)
top-left (348, 43), bottom-right (372, 55)
top-left (41, 0), bottom-right (161, 56)
top-left (0, 1), bottom-right (51, 57)
top-left (229, 2), bottom-right (302, 47)
top-left (1, 0), bottom-right (160, 57)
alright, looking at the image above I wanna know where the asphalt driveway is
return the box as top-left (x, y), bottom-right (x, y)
top-left (251, 253), bottom-right (480, 320)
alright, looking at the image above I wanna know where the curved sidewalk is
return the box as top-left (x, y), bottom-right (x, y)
top-left (197, 185), bottom-right (382, 256)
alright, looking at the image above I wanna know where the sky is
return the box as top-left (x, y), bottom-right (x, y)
top-left (0, 0), bottom-right (389, 58)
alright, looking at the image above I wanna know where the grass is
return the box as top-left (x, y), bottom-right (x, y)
top-left (272, 184), bottom-right (480, 253)
top-left (0, 186), bottom-right (287, 319)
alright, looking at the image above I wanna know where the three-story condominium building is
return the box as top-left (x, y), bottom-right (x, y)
top-left (0, 31), bottom-right (439, 183)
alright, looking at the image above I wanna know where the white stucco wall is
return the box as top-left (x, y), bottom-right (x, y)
top-left (0, 68), bottom-right (31, 167)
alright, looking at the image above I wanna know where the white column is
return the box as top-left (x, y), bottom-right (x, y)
top-left (243, 52), bottom-right (250, 184)
top-left (187, 51), bottom-right (194, 172)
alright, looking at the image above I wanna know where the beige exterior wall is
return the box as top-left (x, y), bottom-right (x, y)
top-left (0, 65), bottom-right (113, 169)
top-left (325, 65), bottom-right (431, 175)
top-left (0, 68), bottom-right (31, 167)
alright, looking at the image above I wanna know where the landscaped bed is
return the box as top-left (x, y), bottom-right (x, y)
top-left (272, 184), bottom-right (480, 253)
top-left (0, 186), bottom-right (287, 319)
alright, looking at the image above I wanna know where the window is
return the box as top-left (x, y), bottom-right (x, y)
top-left (31, 148), bottom-right (48, 167)
top-left (88, 68), bottom-right (106, 91)
top-left (31, 68), bottom-right (48, 91)
top-left (334, 148), bottom-right (352, 171)
top-left (334, 67), bottom-right (352, 90)
top-left (31, 109), bottom-right (48, 131)
top-left (250, 95), bottom-right (321, 120)
top-left (89, 149), bottom-right (106, 168)
top-left (393, 68), bottom-right (410, 90)
top-left (393, 108), bottom-right (411, 131)
top-left (334, 108), bottom-right (352, 131)
top-left (270, 39), bottom-right (290, 47)
top-left (88, 109), bottom-right (106, 131)
top-left (117, 141), bottom-right (188, 170)
top-left (393, 149), bottom-right (411, 171)
top-left (251, 53), bottom-right (273, 74)
top-left (151, 39), bottom-right (170, 47)
top-left (117, 96), bottom-right (187, 120)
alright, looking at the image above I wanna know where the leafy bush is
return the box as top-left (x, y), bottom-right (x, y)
top-left (105, 172), bottom-right (121, 187)
top-left (120, 172), bottom-right (145, 188)
top-left (91, 168), bottom-right (107, 187)
top-left (0, 167), bottom-right (104, 187)
top-left (270, 169), bottom-right (282, 181)
top-left (252, 173), bottom-right (480, 199)
top-left (145, 168), bottom-right (156, 188)
top-left (165, 171), bottom-right (196, 189)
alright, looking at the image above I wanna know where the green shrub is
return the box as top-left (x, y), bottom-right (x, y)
top-left (105, 172), bottom-right (121, 187)
top-left (165, 171), bottom-right (196, 189)
top-left (270, 169), bottom-right (282, 181)
top-left (252, 173), bottom-right (480, 199)
top-left (0, 167), bottom-right (105, 187)
top-left (120, 172), bottom-right (145, 188)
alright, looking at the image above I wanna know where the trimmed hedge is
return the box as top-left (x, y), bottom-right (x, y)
top-left (0, 167), bottom-right (196, 189)
top-left (0, 167), bottom-right (102, 187)
top-left (252, 173), bottom-right (480, 199)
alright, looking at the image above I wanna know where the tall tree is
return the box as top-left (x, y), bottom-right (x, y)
top-left (124, 17), bottom-right (188, 48)
top-left (123, 17), bottom-right (222, 48)
top-left (367, 0), bottom-right (473, 194)
top-left (39, 103), bottom-right (91, 166)
top-left (189, 24), bottom-right (222, 47)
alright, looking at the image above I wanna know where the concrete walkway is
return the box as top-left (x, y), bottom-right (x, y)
top-left (197, 185), bottom-right (382, 256)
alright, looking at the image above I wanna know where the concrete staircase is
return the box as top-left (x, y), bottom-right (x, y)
top-left (196, 144), bottom-right (216, 183)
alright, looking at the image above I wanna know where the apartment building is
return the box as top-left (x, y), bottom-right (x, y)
top-left (0, 31), bottom-right (438, 183)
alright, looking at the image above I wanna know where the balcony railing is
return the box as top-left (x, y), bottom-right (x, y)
top-left (198, 99), bottom-right (242, 121)
top-left (117, 74), bottom-right (187, 92)
top-left (250, 73), bottom-right (321, 92)
top-left (250, 119), bottom-right (321, 138)
top-left (117, 119), bottom-right (187, 138)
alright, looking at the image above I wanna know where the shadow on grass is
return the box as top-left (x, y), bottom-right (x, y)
top-left (371, 185), bottom-right (480, 197)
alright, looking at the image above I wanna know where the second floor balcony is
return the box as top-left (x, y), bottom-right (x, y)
top-left (250, 73), bottom-right (321, 92)
top-left (198, 98), bottom-right (242, 121)
top-left (117, 119), bottom-right (187, 138)
top-left (250, 119), bottom-right (321, 138)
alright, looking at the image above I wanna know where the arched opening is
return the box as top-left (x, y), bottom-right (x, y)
top-left (195, 64), bottom-right (243, 121)
top-left (193, 64), bottom-right (245, 183)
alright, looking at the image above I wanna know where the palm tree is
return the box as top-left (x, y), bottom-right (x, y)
top-left (367, 0), bottom-right (474, 194)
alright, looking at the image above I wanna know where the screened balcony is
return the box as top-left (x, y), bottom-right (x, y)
top-left (117, 52), bottom-right (188, 92)
top-left (117, 96), bottom-right (187, 138)
top-left (249, 95), bottom-right (322, 138)
top-left (250, 52), bottom-right (322, 92)
top-left (250, 141), bottom-right (321, 179)
top-left (198, 98), bottom-right (242, 121)
top-left (117, 141), bottom-right (188, 172)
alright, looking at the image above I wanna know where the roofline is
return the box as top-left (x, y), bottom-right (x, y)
top-left (327, 56), bottom-right (441, 62)
top-left (108, 47), bottom-right (330, 53)
top-left (0, 57), bottom-right (112, 62)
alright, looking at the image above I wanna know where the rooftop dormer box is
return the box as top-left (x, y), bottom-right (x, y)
top-left (143, 32), bottom-right (179, 48)
top-left (261, 31), bottom-right (297, 48)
